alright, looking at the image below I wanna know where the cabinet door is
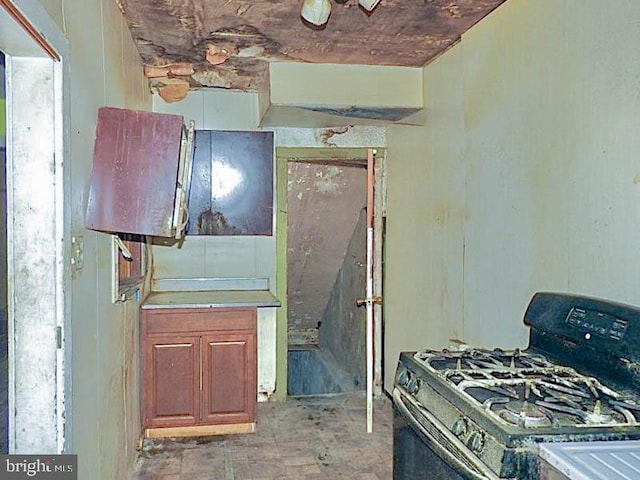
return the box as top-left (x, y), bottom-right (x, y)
top-left (85, 107), bottom-right (191, 237)
top-left (144, 335), bottom-right (200, 428)
top-left (186, 130), bottom-right (274, 235)
top-left (201, 332), bottom-right (256, 425)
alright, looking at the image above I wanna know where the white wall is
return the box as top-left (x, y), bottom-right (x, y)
top-left (0, 56), bottom-right (5, 317)
top-left (385, 0), bottom-right (640, 391)
top-left (37, 0), bottom-right (152, 477)
top-left (384, 48), bottom-right (466, 383)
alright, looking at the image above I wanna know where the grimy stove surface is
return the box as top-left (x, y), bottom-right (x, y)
top-left (393, 292), bottom-right (640, 479)
top-left (413, 348), bottom-right (640, 434)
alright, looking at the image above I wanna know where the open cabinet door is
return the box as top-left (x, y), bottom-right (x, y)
top-left (85, 107), bottom-right (194, 238)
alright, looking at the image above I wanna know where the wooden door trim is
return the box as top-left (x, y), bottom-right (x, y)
top-left (0, 0), bottom-right (60, 60)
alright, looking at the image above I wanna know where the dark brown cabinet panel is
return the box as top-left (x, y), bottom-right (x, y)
top-left (85, 107), bottom-right (194, 237)
top-left (144, 335), bottom-right (200, 428)
top-left (86, 111), bottom-right (274, 239)
top-left (142, 307), bottom-right (257, 436)
top-left (201, 332), bottom-right (256, 425)
top-left (186, 130), bottom-right (274, 235)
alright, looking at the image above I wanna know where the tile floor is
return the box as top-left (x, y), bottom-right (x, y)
top-left (131, 392), bottom-right (393, 480)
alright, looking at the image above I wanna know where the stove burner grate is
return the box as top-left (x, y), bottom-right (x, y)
top-left (413, 348), bottom-right (640, 429)
top-left (496, 400), bottom-right (553, 428)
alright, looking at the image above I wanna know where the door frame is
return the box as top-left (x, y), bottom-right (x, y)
top-left (1, 0), bottom-right (68, 453)
top-left (275, 146), bottom-right (386, 401)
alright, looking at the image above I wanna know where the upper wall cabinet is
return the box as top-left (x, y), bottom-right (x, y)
top-left (85, 107), bottom-right (194, 238)
top-left (187, 130), bottom-right (274, 236)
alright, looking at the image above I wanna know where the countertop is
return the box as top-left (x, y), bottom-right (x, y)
top-left (141, 290), bottom-right (281, 310)
top-left (539, 441), bottom-right (640, 480)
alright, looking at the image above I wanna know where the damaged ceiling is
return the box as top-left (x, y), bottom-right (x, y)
top-left (118, 0), bottom-right (507, 100)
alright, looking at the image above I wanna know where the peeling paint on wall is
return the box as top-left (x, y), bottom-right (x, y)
top-left (314, 166), bottom-right (344, 195)
top-left (287, 161), bottom-right (366, 344)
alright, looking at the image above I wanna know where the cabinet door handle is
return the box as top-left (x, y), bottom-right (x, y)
top-left (199, 343), bottom-right (203, 392)
top-left (156, 343), bottom-right (192, 348)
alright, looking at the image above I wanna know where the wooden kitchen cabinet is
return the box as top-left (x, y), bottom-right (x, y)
top-left (142, 307), bottom-right (257, 437)
top-left (186, 130), bottom-right (274, 236)
top-left (85, 107), bottom-right (194, 238)
top-left (144, 334), bottom-right (200, 428)
top-left (201, 331), bottom-right (255, 425)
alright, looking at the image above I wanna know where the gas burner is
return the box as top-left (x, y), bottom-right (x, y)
top-left (414, 348), bottom-right (555, 375)
top-left (534, 393), bottom-right (640, 426)
top-left (412, 341), bottom-right (640, 429)
top-left (536, 398), bottom-right (615, 426)
top-left (412, 354), bottom-right (640, 430)
top-left (497, 401), bottom-right (553, 428)
top-left (455, 375), bottom-right (640, 428)
top-left (395, 294), bottom-right (640, 480)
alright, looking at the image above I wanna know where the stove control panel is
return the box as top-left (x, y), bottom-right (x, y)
top-left (565, 307), bottom-right (629, 341)
top-left (467, 430), bottom-right (485, 453)
top-left (452, 415), bottom-right (486, 454)
top-left (395, 365), bottom-right (421, 395)
top-left (451, 417), bottom-right (468, 437)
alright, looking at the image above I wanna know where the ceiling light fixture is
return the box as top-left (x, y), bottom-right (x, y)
top-left (301, 0), bottom-right (332, 27)
top-left (300, 0), bottom-right (382, 28)
top-left (358, 0), bottom-right (381, 11)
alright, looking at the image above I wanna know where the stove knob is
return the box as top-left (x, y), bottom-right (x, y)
top-left (451, 417), bottom-right (468, 438)
top-left (406, 375), bottom-right (420, 394)
top-left (466, 431), bottom-right (485, 454)
top-left (396, 368), bottom-right (409, 388)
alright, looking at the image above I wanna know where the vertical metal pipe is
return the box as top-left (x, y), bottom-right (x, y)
top-left (366, 226), bottom-right (374, 433)
top-left (366, 148), bottom-right (375, 433)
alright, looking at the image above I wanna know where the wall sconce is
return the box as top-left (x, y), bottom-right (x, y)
top-left (301, 0), bottom-right (332, 27)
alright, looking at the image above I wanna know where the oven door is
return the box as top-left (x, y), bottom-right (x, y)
top-left (393, 388), bottom-right (510, 480)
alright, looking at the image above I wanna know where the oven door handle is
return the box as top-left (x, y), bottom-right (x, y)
top-left (393, 388), bottom-right (512, 480)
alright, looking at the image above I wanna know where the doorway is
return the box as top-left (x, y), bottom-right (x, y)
top-left (286, 157), bottom-right (367, 396)
top-left (276, 147), bottom-right (385, 400)
top-left (1, 0), bottom-right (67, 453)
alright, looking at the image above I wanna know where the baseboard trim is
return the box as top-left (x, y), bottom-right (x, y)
top-left (145, 422), bottom-right (256, 438)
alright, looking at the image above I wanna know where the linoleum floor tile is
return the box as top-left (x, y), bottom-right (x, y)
top-left (131, 392), bottom-right (393, 480)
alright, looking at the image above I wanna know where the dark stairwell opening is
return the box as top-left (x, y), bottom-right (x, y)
top-left (286, 160), bottom-right (367, 396)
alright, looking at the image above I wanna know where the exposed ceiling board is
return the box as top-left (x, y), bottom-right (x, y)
top-left (119, 0), bottom-right (508, 92)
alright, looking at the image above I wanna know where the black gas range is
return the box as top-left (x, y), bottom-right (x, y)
top-left (393, 292), bottom-right (640, 480)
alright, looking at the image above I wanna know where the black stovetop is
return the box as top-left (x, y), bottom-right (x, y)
top-left (394, 292), bottom-right (640, 480)
top-left (397, 292), bottom-right (640, 441)
top-left (412, 348), bottom-right (640, 433)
